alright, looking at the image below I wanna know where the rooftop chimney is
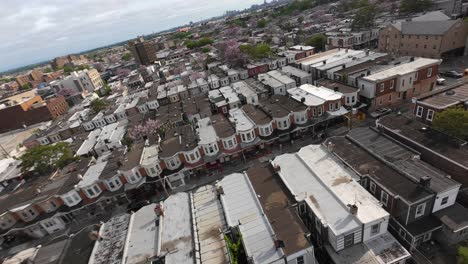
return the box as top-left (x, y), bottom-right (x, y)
top-left (349, 204), bottom-right (358, 215)
top-left (419, 176), bottom-right (431, 188)
top-left (154, 203), bottom-right (165, 216)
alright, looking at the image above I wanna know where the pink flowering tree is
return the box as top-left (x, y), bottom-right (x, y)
top-left (128, 119), bottom-right (161, 140)
top-left (116, 68), bottom-right (131, 78)
top-left (218, 40), bottom-right (247, 67)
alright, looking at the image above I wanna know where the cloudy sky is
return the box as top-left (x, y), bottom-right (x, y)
top-left (0, 0), bottom-right (264, 72)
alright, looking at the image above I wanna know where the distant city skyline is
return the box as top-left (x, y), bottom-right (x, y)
top-left (0, 0), bottom-right (265, 72)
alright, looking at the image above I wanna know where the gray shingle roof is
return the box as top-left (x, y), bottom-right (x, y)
top-left (401, 20), bottom-right (458, 35)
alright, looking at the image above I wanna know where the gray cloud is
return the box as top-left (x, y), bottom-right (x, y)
top-left (0, 0), bottom-right (263, 71)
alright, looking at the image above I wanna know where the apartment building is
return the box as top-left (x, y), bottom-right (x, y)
top-left (378, 12), bottom-right (468, 58)
top-left (15, 69), bottom-right (43, 88)
top-left (128, 37), bottom-right (157, 65)
top-left (358, 57), bottom-right (441, 111)
top-left (50, 69), bottom-right (104, 95)
top-left (326, 28), bottom-right (380, 50)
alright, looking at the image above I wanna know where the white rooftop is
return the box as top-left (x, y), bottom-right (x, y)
top-left (229, 108), bottom-right (255, 132)
top-left (140, 144), bottom-right (160, 167)
top-left (77, 155), bottom-right (109, 188)
top-left (76, 128), bottom-right (102, 156)
top-left (258, 73), bottom-right (284, 88)
top-left (299, 84), bottom-right (343, 101)
top-left (364, 58), bottom-right (441, 82)
top-left (123, 204), bottom-right (160, 264)
top-left (267, 70), bottom-right (295, 85)
top-left (219, 86), bottom-right (240, 105)
top-left (0, 158), bottom-right (21, 183)
top-left (298, 145), bottom-right (388, 224)
top-left (232, 81), bottom-right (257, 97)
top-left (219, 173), bottom-right (285, 263)
top-left (298, 49), bottom-right (363, 67)
top-left (281, 66), bottom-right (310, 78)
top-left (197, 117), bottom-right (218, 145)
top-left (272, 149), bottom-right (361, 236)
top-left (160, 192), bottom-right (194, 264)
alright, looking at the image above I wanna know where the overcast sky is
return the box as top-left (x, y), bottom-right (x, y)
top-left (0, 0), bottom-right (264, 72)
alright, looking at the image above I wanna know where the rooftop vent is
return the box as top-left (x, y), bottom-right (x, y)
top-left (445, 90), bottom-right (456, 96)
top-left (419, 176), bottom-right (431, 188)
top-left (348, 204), bottom-right (358, 215)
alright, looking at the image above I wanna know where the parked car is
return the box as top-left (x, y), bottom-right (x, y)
top-left (436, 77), bottom-right (446, 85)
top-left (440, 71), bottom-right (463, 78)
top-left (370, 108), bottom-right (391, 118)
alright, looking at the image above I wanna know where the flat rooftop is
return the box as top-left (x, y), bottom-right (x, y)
top-left (160, 192), bottom-right (194, 264)
top-left (219, 173), bottom-right (285, 263)
top-left (326, 136), bottom-right (432, 203)
top-left (229, 108), bottom-right (255, 132)
top-left (347, 127), bottom-right (460, 193)
top-left (246, 165), bottom-right (312, 256)
top-left (417, 83), bottom-right (468, 110)
top-left (272, 150), bottom-right (361, 235)
top-left (89, 213), bottom-right (131, 264)
top-left (364, 58), bottom-right (440, 82)
top-left (191, 184), bottom-right (229, 264)
top-left (378, 114), bottom-right (468, 169)
top-left (123, 204), bottom-right (160, 264)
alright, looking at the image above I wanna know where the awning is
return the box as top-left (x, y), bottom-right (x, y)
top-left (327, 106), bottom-right (349, 116)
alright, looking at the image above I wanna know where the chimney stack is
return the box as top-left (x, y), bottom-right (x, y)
top-left (349, 204), bottom-right (358, 215)
top-left (154, 203), bottom-right (165, 216)
top-left (419, 176), bottom-right (431, 188)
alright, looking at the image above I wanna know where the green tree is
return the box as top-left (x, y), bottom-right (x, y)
top-left (432, 106), bottom-right (468, 140)
top-left (257, 19), bottom-right (268, 28)
top-left (186, 37), bottom-right (214, 49)
top-left (305, 34), bottom-right (327, 51)
top-left (400, 0), bottom-right (432, 14)
top-left (239, 43), bottom-right (272, 60)
top-left (201, 47), bottom-right (210, 53)
top-left (20, 142), bottom-right (78, 175)
top-left (298, 16), bottom-right (304, 23)
top-left (351, 1), bottom-right (377, 30)
top-left (21, 83), bottom-right (31, 90)
top-left (90, 98), bottom-right (109, 113)
top-left (44, 67), bottom-right (52, 73)
top-left (63, 65), bottom-right (74, 75)
top-left (121, 52), bottom-right (132, 61)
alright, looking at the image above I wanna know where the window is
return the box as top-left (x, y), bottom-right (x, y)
top-left (426, 109), bottom-right (434, 121)
top-left (381, 192), bottom-right (389, 206)
top-left (379, 98), bottom-right (383, 105)
top-left (413, 105), bottom-right (424, 117)
top-left (299, 203), bottom-right (306, 214)
top-left (398, 92), bottom-right (402, 99)
top-left (423, 232), bottom-right (431, 242)
top-left (399, 228), bottom-right (406, 239)
top-left (380, 83), bottom-right (385, 92)
top-left (371, 223), bottom-right (380, 235)
top-left (401, 79), bottom-right (405, 87)
top-left (441, 196), bottom-right (449, 205)
top-left (87, 188), bottom-right (95, 197)
top-left (344, 233), bottom-right (354, 248)
top-left (388, 94), bottom-right (392, 102)
top-left (329, 103), bottom-right (334, 111)
top-left (296, 256), bottom-right (304, 264)
top-left (415, 203), bottom-right (426, 218)
top-left (370, 182), bottom-right (376, 194)
top-left (427, 67), bottom-right (432, 77)
top-left (315, 218), bottom-right (321, 234)
top-left (415, 71), bottom-right (419, 80)
top-left (318, 107), bottom-right (323, 116)
top-left (390, 80), bottom-right (394, 89)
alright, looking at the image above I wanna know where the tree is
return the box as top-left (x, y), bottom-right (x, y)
top-left (121, 52), bottom-right (132, 61)
top-left (305, 34), bottom-right (327, 51)
top-left (90, 98), bottom-right (108, 113)
top-left (128, 119), bottom-right (161, 140)
top-left (239, 43), bottom-right (272, 60)
top-left (201, 47), bottom-right (210, 53)
top-left (116, 68), bottom-right (131, 78)
top-left (298, 16), bottom-right (304, 23)
top-left (63, 65), bottom-right (74, 75)
top-left (44, 67), bottom-right (52, 73)
top-left (21, 83), bottom-right (31, 90)
top-left (257, 19), bottom-right (268, 28)
top-left (20, 142), bottom-right (78, 175)
top-left (400, 0), bottom-right (432, 14)
top-left (351, 1), bottom-right (377, 30)
top-left (186, 37), bottom-right (214, 49)
top-left (432, 107), bottom-right (468, 140)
